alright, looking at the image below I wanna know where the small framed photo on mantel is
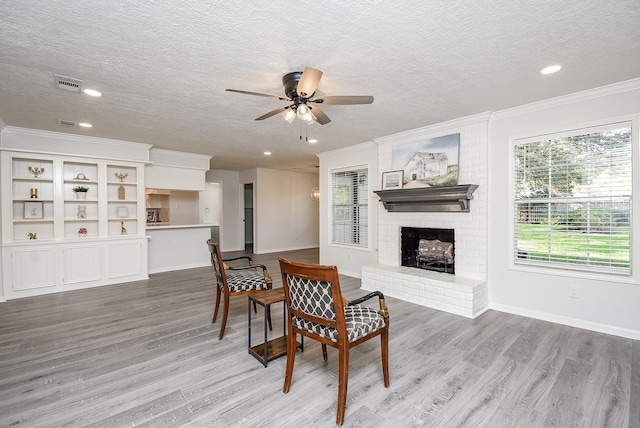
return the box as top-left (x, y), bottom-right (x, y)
top-left (382, 170), bottom-right (403, 190)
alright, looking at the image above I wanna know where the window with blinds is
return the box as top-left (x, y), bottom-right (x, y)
top-left (513, 123), bottom-right (632, 275)
top-left (331, 167), bottom-right (368, 247)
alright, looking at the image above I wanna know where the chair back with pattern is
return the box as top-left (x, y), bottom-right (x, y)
top-left (279, 257), bottom-right (390, 426)
top-left (280, 259), bottom-right (348, 345)
top-left (207, 239), bottom-right (228, 294)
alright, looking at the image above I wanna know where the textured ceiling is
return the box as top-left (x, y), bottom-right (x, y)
top-left (1, 1), bottom-right (639, 173)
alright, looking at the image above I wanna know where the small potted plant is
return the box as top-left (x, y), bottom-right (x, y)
top-left (72, 185), bottom-right (89, 199)
top-left (78, 227), bottom-right (87, 237)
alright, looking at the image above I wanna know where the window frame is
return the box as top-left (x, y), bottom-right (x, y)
top-left (508, 116), bottom-right (640, 283)
top-left (329, 165), bottom-right (370, 249)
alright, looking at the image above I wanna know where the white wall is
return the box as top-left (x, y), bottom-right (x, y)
top-left (199, 183), bottom-right (220, 225)
top-left (253, 168), bottom-right (319, 254)
top-left (488, 78), bottom-right (640, 339)
top-left (206, 169), bottom-right (242, 251)
top-left (318, 142), bottom-right (379, 278)
top-left (208, 168), bottom-right (319, 254)
top-left (168, 190), bottom-right (199, 225)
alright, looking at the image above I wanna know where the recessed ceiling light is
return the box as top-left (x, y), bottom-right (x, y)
top-left (308, 139), bottom-right (318, 144)
top-left (541, 65), bottom-right (562, 75)
top-left (264, 151), bottom-right (271, 156)
top-left (83, 88), bottom-right (102, 97)
top-left (78, 122), bottom-right (92, 128)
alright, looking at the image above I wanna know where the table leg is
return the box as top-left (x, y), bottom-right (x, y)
top-left (247, 298), bottom-right (252, 354)
top-left (262, 303), bottom-right (268, 367)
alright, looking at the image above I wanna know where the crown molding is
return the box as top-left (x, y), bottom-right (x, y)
top-left (149, 148), bottom-right (212, 170)
top-left (374, 112), bottom-right (491, 146)
top-left (491, 77), bottom-right (640, 121)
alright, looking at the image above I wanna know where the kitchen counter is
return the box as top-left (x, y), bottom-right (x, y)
top-left (146, 223), bottom-right (218, 230)
top-left (146, 223), bottom-right (218, 273)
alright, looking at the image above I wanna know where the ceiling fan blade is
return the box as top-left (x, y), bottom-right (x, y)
top-left (255, 106), bottom-right (288, 120)
top-left (309, 106), bottom-right (331, 125)
top-left (312, 95), bottom-right (374, 105)
top-left (226, 89), bottom-right (287, 100)
top-left (297, 67), bottom-right (323, 98)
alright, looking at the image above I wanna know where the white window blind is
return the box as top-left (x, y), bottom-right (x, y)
top-left (513, 123), bottom-right (632, 275)
top-left (331, 168), bottom-right (368, 247)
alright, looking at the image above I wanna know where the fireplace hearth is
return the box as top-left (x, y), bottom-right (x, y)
top-left (401, 227), bottom-right (455, 274)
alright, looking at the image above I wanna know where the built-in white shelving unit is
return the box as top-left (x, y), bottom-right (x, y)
top-left (1, 133), bottom-right (150, 300)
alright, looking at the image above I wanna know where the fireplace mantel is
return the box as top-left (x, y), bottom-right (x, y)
top-left (374, 184), bottom-right (478, 212)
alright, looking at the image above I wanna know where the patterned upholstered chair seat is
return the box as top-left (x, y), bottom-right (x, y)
top-left (225, 270), bottom-right (269, 293)
top-left (292, 306), bottom-right (386, 343)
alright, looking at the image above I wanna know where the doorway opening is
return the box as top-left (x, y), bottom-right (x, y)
top-left (243, 183), bottom-right (253, 252)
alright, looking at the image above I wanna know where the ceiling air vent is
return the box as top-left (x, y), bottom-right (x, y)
top-left (54, 74), bottom-right (84, 92)
top-left (58, 119), bottom-right (78, 128)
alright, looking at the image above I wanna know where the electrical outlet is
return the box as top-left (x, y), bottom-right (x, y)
top-left (569, 285), bottom-right (579, 298)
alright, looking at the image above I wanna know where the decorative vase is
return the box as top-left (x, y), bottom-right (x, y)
top-left (75, 192), bottom-right (87, 199)
top-left (30, 188), bottom-right (38, 199)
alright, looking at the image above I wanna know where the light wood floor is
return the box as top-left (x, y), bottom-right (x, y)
top-left (0, 247), bottom-right (638, 427)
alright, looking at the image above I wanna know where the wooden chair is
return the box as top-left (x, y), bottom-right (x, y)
top-left (278, 257), bottom-right (390, 426)
top-left (207, 239), bottom-right (272, 340)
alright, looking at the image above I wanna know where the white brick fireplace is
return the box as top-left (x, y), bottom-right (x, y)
top-left (361, 114), bottom-right (489, 318)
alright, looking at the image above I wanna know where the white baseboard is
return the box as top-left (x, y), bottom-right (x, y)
top-left (253, 245), bottom-right (319, 254)
top-left (489, 302), bottom-right (640, 340)
top-left (149, 262), bottom-right (210, 275)
top-left (338, 269), bottom-right (362, 279)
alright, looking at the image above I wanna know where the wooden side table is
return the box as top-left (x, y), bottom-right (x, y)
top-left (248, 288), bottom-right (303, 367)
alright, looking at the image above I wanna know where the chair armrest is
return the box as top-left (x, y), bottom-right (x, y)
top-left (223, 255), bottom-right (253, 264)
top-left (346, 291), bottom-right (389, 319)
top-left (227, 263), bottom-right (267, 272)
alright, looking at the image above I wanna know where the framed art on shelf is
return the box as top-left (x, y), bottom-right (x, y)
top-left (382, 170), bottom-right (404, 190)
top-left (146, 209), bottom-right (159, 223)
top-left (24, 201), bottom-right (44, 219)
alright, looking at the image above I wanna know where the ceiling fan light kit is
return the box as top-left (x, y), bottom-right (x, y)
top-left (226, 67), bottom-right (374, 125)
top-left (282, 108), bottom-right (296, 123)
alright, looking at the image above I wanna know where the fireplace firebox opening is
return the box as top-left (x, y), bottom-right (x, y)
top-left (401, 227), bottom-right (455, 274)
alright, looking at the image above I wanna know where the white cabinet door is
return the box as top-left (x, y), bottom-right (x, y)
top-left (63, 244), bottom-right (102, 284)
top-left (108, 240), bottom-right (142, 279)
top-left (10, 247), bottom-right (56, 291)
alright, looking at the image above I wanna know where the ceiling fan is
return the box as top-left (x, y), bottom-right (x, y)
top-left (225, 67), bottom-right (374, 125)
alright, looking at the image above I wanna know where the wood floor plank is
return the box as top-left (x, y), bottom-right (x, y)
top-left (631, 340), bottom-right (640, 428)
top-left (0, 246), bottom-right (638, 427)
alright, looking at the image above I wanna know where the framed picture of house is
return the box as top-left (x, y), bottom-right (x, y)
top-left (382, 170), bottom-right (403, 190)
top-left (392, 133), bottom-right (460, 188)
top-left (24, 201), bottom-right (44, 219)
